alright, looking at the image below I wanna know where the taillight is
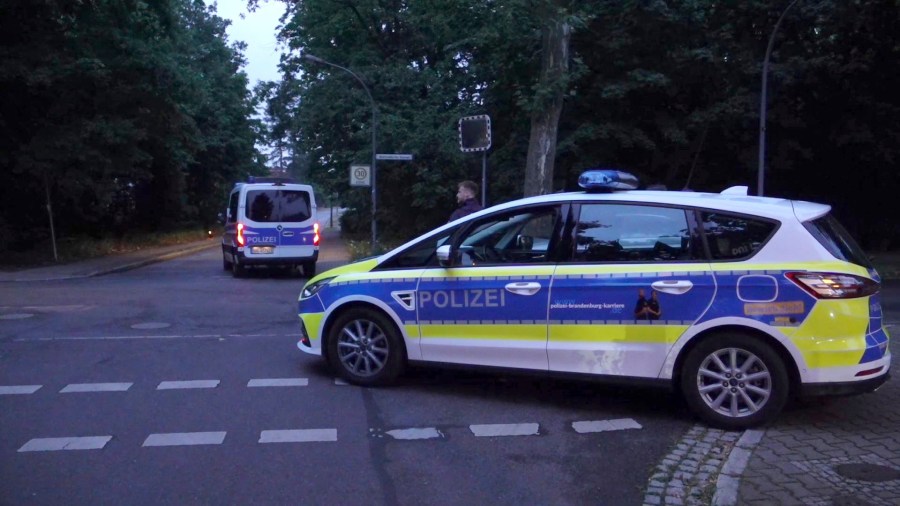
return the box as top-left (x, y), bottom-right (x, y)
top-left (786, 272), bottom-right (879, 299)
top-left (313, 222), bottom-right (320, 246)
top-left (237, 223), bottom-right (245, 246)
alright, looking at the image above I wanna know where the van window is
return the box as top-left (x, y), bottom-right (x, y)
top-left (804, 213), bottom-right (872, 268)
top-left (227, 192), bottom-right (239, 223)
top-left (246, 190), bottom-right (312, 223)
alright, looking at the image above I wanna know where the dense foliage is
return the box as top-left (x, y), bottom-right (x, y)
top-left (3, 0), bottom-right (897, 258)
top-left (262, 0), bottom-right (899, 249)
top-left (0, 0), bottom-right (264, 257)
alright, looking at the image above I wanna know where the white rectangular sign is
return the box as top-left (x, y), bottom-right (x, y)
top-left (376, 153), bottom-right (413, 161)
top-left (350, 165), bottom-right (371, 187)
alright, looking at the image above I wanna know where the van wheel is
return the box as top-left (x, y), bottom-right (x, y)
top-left (326, 308), bottom-right (405, 386)
top-left (303, 261), bottom-right (316, 277)
top-left (231, 258), bottom-right (245, 278)
top-left (680, 332), bottom-right (788, 430)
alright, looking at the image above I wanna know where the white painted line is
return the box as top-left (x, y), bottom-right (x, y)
top-left (259, 429), bottom-right (337, 443)
top-left (18, 436), bottom-right (112, 452)
top-left (385, 427), bottom-right (443, 440)
top-left (0, 385), bottom-right (42, 395)
top-left (156, 380), bottom-right (219, 390)
top-left (60, 382), bottom-right (132, 393)
top-left (247, 378), bottom-right (309, 387)
top-left (572, 418), bottom-right (643, 433)
top-left (142, 431), bottom-right (227, 447)
top-left (334, 378), bottom-right (349, 386)
top-left (470, 423), bottom-right (540, 437)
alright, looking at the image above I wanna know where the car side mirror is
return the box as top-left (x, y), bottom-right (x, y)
top-left (436, 244), bottom-right (454, 267)
top-left (218, 211), bottom-right (226, 225)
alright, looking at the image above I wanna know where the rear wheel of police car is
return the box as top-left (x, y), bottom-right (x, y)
top-left (231, 257), bottom-right (245, 278)
top-left (326, 308), bottom-right (405, 386)
top-left (680, 332), bottom-right (789, 430)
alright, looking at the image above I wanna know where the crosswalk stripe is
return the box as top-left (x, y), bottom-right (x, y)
top-left (572, 418), bottom-right (643, 433)
top-left (470, 423), bottom-right (540, 437)
top-left (18, 436), bottom-right (112, 452)
top-left (156, 380), bottom-right (219, 390)
top-left (0, 385), bottom-right (42, 395)
top-left (247, 378), bottom-right (308, 387)
top-left (385, 427), bottom-right (443, 440)
top-left (142, 432), bottom-right (226, 447)
top-left (259, 429), bottom-right (337, 443)
top-left (60, 383), bottom-right (132, 393)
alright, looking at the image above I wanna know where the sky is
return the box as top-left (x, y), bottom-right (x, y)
top-left (207, 0), bottom-right (286, 86)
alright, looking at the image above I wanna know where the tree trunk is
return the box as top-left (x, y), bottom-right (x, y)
top-left (523, 17), bottom-right (571, 197)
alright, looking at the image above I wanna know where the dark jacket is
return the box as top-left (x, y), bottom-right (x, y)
top-left (448, 198), bottom-right (483, 222)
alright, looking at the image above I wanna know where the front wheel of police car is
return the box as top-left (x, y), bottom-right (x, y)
top-left (326, 308), bottom-right (406, 386)
top-left (680, 332), bottom-right (789, 430)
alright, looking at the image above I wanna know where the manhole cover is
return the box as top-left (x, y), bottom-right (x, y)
top-left (834, 463), bottom-right (900, 482)
top-left (0, 313), bottom-right (34, 320)
top-left (131, 322), bottom-right (171, 330)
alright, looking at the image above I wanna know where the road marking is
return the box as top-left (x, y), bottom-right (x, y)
top-left (385, 427), bottom-right (444, 440)
top-left (157, 380), bottom-right (219, 390)
top-left (0, 313), bottom-right (33, 320)
top-left (470, 423), bottom-right (540, 437)
top-left (19, 436), bottom-right (112, 452)
top-left (60, 382), bottom-right (132, 393)
top-left (17, 333), bottom-right (292, 341)
top-left (142, 432), bottom-right (226, 447)
top-left (0, 385), bottom-right (42, 395)
top-left (334, 378), bottom-right (349, 386)
top-left (572, 418), bottom-right (642, 433)
top-left (259, 429), bottom-right (337, 443)
top-left (247, 378), bottom-right (309, 387)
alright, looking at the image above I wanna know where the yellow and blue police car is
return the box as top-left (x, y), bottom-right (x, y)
top-left (296, 170), bottom-right (890, 429)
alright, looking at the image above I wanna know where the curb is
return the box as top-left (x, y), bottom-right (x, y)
top-left (712, 430), bottom-right (765, 505)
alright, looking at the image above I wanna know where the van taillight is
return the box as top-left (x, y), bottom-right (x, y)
top-left (237, 223), bottom-right (245, 246)
top-left (786, 272), bottom-right (879, 299)
top-left (313, 223), bottom-right (320, 246)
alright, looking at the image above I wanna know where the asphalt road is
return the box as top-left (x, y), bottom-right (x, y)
top-left (1, 248), bottom-right (694, 506)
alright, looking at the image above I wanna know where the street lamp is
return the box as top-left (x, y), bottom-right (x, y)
top-left (301, 53), bottom-right (378, 248)
top-left (758, 0), bottom-right (800, 196)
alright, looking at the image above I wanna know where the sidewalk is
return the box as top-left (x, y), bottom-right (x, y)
top-left (0, 227), bottom-right (351, 282)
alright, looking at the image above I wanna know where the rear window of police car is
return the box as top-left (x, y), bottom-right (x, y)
top-left (247, 190), bottom-right (312, 223)
top-left (804, 214), bottom-right (873, 269)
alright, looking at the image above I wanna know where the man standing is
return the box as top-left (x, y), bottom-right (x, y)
top-left (448, 180), bottom-right (483, 222)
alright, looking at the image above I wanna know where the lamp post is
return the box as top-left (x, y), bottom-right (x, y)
top-left (301, 53), bottom-right (378, 248)
top-left (758, 0), bottom-right (800, 196)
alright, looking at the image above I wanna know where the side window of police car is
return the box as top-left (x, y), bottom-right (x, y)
top-left (458, 206), bottom-right (561, 265)
top-left (701, 212), bottom-right (776, 261)
top-left (572, 204), bottom-right (697, 262)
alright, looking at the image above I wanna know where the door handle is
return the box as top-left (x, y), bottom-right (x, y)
top-left (505, 282), bottom-right (541, 296)
top-left (651, 280), bottom-right (693, 295)
top-left (282, 231), bottom-right (295, 237)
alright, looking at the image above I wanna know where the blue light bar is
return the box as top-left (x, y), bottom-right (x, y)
top-left (578, 169), bottom-right (640, 192)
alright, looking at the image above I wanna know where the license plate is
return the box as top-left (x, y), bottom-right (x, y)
top-left (251, 246), bottom-right (274, 254)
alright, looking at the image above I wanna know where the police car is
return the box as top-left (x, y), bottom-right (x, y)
top-left (296, 170), bottom-right (890, 429)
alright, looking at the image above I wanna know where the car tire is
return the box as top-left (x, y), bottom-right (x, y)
top-left (680, 331), bottom-right (789, 430)
top-left (231, 258), bottom-right (245, 278)
top-left (326, 308), bottom-right (405, 386)
top-left (303, 261), bottom-right (316, 278)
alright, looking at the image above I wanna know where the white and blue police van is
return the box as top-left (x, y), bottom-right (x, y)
top-left (296, 169), bottom-right (890, 429)
top-left (222, 177), bottom-right (319, 277)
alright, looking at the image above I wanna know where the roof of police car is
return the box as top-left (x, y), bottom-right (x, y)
top-left (478, 188), bottom-right (829, 221)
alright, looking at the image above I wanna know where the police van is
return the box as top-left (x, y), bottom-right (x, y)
top-left (295, 170), bottom-right (890, 429)
top-left (222, 177), bottom-right (319, 277)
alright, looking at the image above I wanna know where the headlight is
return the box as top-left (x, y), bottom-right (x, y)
top-left (300, 277), bottom-right (335, 300)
